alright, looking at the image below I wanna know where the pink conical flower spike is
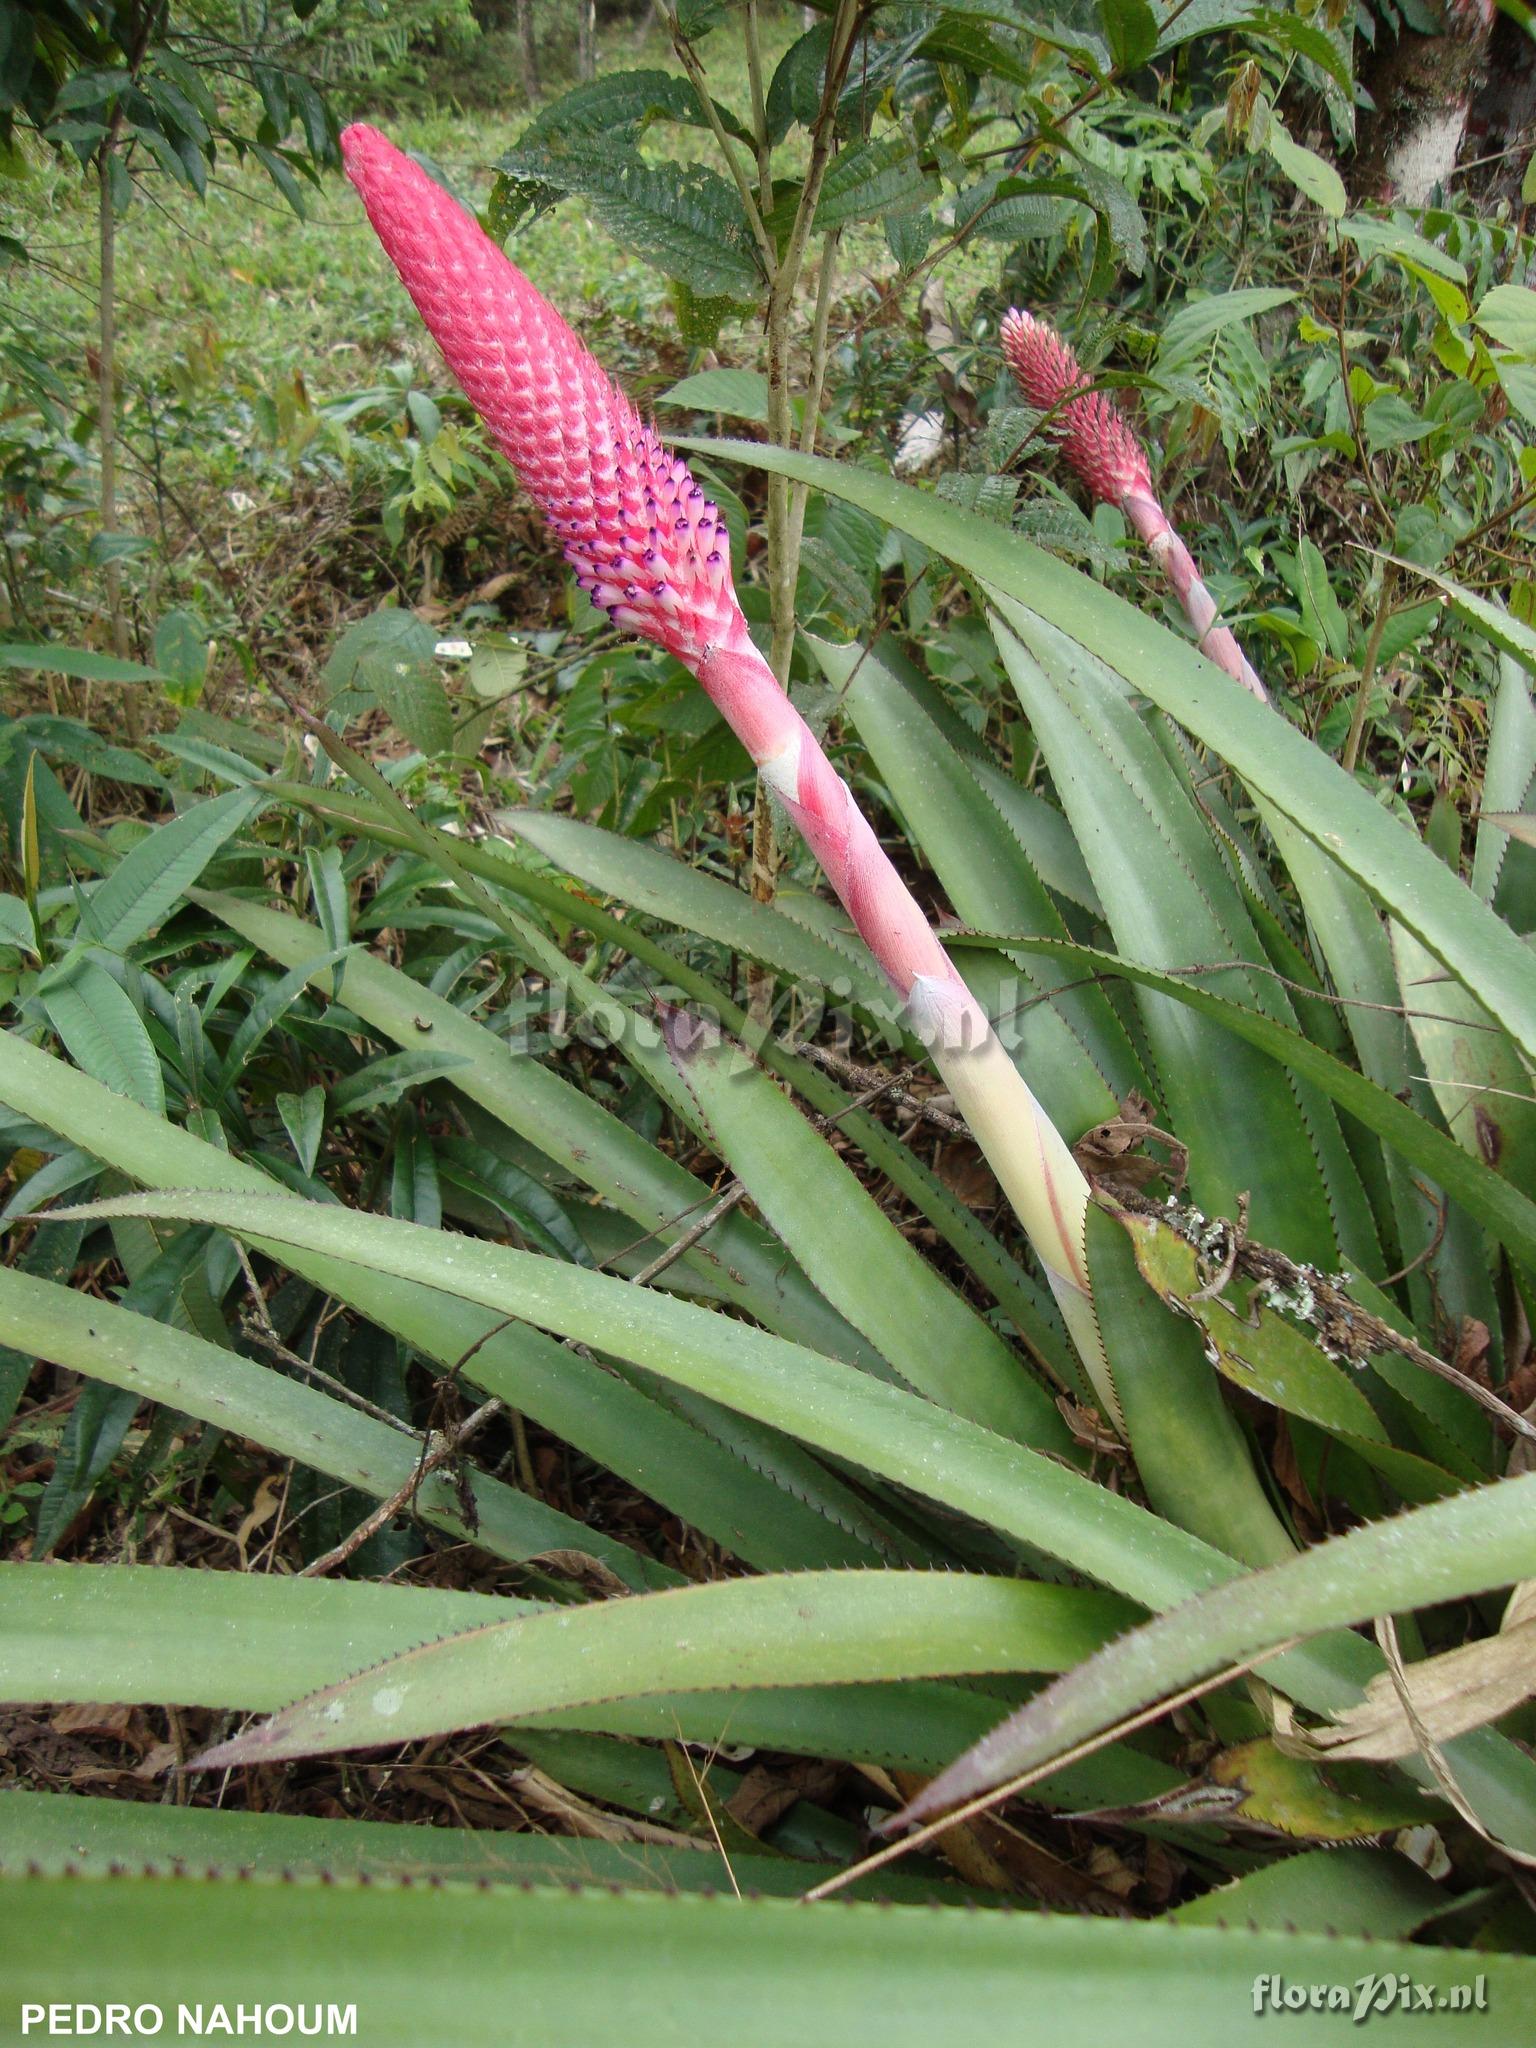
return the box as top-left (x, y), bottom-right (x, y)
top-left (1001, 309), bottom-right (1268, 703)
top-left (342, 124), bottom-right (1113, 1415)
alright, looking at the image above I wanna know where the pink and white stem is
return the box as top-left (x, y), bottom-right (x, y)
top-left (1001, 310), bottom-right (1268, 703)
top-left (341, 124), bottom-right (1108, 1402)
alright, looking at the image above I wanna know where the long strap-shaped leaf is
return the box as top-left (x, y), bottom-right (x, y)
top-left (992, 606), bottom-right (1376, 1270)
top-left (659, 1012), bottom-right (1054, 1442)
top-left (895, 1470), bottom-right (1536, 1827)
top-left (0, 1562), bottom-right (1129, 1745)
top-left (678, 439), bottom-right (1536, 1072)
top-left (0, 1562), bottom-right (1155, 1788)
top-left (63, 1185), bottom-right (1536, 1847)
top-left (0, 1789), bottom-right (974, 1906)
top-left (195, 887), bottom-right (1063, 1451)
top-left (7, 1870), bottom-right (1527, 2047)
top-left (946, 932), bottom-right (1536, 1274)
top-left (808, 629), bottom-right (1317, 1560)
top-left (0, 1030), bottom-right (906, 1574)
top-left (257, 782), bottom-right (1078, 1384)
top-left (0, 1266), bottom-right (626, 1577)
top-left (0, 1561), bottom-right (535, 1707)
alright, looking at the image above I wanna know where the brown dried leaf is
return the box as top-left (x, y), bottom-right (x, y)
top-left (234, 1474), bottom-right (283, 1567)
top-left (726, 1764), bottom-right (804, 1837)
top-left (932, 1140), bottom-right (997, 1209)
top-left (1279, 1584), bottom-right (1536, 1763)
top-left (50, 1702), bottom-right (138, 1742)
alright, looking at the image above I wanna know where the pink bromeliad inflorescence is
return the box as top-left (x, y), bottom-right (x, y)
top-left (1001, 309), bottom-right (1268, 703)
top-left (341, 123), bottom-right (1111, 1398)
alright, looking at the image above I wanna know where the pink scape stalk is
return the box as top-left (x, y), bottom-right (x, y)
top-left (341, 124), bottom-right (1108, 1396)
top-left (1001, 310), bottom-right (1268, 703)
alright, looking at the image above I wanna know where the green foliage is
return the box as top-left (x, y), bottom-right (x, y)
top-left (7, 0), bottom-right (1536, 2020)
top-left (494, 140), bottom-right (763, 299)
top-left (3, 1863), bottom-right (1526, 2047)
top-left (0, 0), bottom-right (343, 202)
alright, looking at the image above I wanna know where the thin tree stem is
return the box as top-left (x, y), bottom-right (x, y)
top-left (788, 229), bottom-right (841, 562)
top-left (764, 0), bottom-right (864, 653)
top-left (750, 0), bottom-right (864, 1026)
top-left (96, 120), bottom-right (139, 742)
top-left (298, 1396), bottom-right (504, 1579)
top-left (743, 0), bottom-right (772, 211)
top-left (668, 7), bottom-right (774, 268)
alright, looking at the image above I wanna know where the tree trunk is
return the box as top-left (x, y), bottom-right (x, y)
top-left (1354, 4), bottom-right (1493, 204)
top-left (516, 0), bottom-right (539, 102)
top-left (1467, 10), bottom-right (1536, 206)
top-left (576, 0), bottom-right (597, 82)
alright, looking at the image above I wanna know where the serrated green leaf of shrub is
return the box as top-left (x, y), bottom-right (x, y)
top-left (39, 960), bottom-right (164, 1114)
top-left (1267, 123), bottom-right (1345, 217)
top-left (152, 607), bottom-right (208, 698)
top-left (1342, 214), bottom-right (1467, 286)
top-left (12, 713), bottom-right (168, 792)
top-left (495, 143), bottom-right (760, 298)
top-left (66, 786), bottom-right (261, 959)
top-left (467, 638), bottom-right (529, 700)
top-left (1474, 282), bottom-right (1536, 356)
top-left (511, 67), bottom-right (752, 148)
top-left (0, 894), bottom-right (34, 953)
top-left (1296, 536), bottom-right (1350, 660)
top-left (1099, 0), bottom-right (1158, 71)
top-left (1155, 287), bottom-right (1296, 377)
top-left (323, 609), bottom-right (453, 758)
top-left (806, 137), bottom-right (934, 232)
top-left (276, 1085), bottom-right (326, 1177)
top-left (655, 370), bottom-right (770, 421)
top-left (1363, 395), bottom-right (1433, 453)
top-left (328, 1048), bottom-right (470, 1119)
top-left (32, 1379), bottom-right (139, 1558)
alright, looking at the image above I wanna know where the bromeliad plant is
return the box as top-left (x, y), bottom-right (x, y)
top-left (339, 122), bottom-right (1102, 1414)
top-left (8, 71), bottom-right (1536, 2048)
top-left (1000, 308), bottom-right (1269, 702)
